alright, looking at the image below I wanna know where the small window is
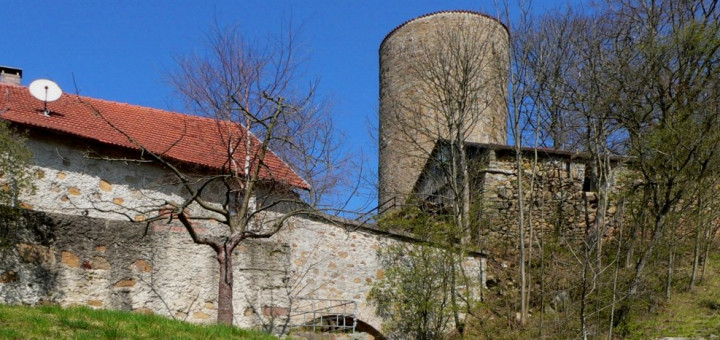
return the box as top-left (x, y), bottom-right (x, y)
top-left (583, 164), bottom-right (598, 192)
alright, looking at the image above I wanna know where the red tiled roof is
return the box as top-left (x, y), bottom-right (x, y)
top-left (0, 83), bottom-right (310, 190)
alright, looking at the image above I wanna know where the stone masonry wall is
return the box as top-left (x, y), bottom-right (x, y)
top-left (0, 208), bottom-right (485, 335)
top-left (20, 136), bottom-right (191, 222)
top-left (6, 128), bottom-right (486, 335)
top-left (476, 149), bottom-right (622, 252)
top-left (0, 210), bottom-right (282, 328)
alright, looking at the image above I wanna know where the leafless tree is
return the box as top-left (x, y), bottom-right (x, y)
top-left (169, 25), bottom-right (351, 212)
top-left (81, 24), bottom-right (346, 326)
top-left (519, 0), bottom-right (720, 334)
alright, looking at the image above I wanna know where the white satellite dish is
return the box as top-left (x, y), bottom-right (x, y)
top-left (29, 79), bottom-right (63, 116)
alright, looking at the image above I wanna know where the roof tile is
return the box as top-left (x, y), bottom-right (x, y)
top-left (0, 83), bottom-right (310, 190)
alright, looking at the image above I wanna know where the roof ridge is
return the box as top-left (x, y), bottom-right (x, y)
top-left (0, 83), bottom-right (25, 89)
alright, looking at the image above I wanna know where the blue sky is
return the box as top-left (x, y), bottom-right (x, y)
top-left (3, 1), bottom-right (558, 212)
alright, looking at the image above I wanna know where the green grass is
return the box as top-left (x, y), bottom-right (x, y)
top-left (0, 304), bottom-right (278, 340)
top-left (626, 262), bottom-right (720, 339)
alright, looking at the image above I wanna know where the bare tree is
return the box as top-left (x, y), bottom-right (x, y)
top-left (519, 0), bottom-right (720, 333)
top-left (80, 24), bottom-right (343, 326)
top-left (595, 0), bottom-right (720, 307)
top-left (169, 25), bottom-right (350, 211)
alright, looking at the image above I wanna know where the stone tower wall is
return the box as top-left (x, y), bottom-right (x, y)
top-left (378, 11), bottom-right (509, 207)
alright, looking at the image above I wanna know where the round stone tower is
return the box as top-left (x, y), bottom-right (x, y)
top-left (378, 11), bottom-right (510, 208)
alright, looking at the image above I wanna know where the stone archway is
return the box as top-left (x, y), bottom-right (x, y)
top-left (298, 315), bottom-right (386, 340)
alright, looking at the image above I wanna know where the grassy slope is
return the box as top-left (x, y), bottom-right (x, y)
top-left (467, 251), bottom-right (720, 339)
top-left (0, 304), bottom-right (277, 340)
top-left (626, 259), bottom-right (720, 339)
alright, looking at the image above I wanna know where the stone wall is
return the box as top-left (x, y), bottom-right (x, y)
top-left (20, 135), bottom-right (193, 222)
top-left (413, 144), bottom-right (624, 252)
top-left (0, 208), bottom-right (485, 335)
top-left (6, 123), bottom-right (487, 336)
top-left (476, 147), bottom-right (624, 251)
top-left (0, 210), bottom-right (276, 327)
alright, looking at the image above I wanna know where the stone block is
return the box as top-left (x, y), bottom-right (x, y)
top-left (131, 260), bottom-right (152, 273)
top-left (193, 311), bottom-right (211, 320)
top-left (99, 179), bottom-right (112, 192)
top-left (92, 256), bottom-right (111, 270)
top-left (61, 250), bottom-right (80, 268)
top-left (114, 278), bottom-right (136, 288)
top-left (133, 307), bottom-right (154, 315)
top-left (17, 243), bottom-right (53, 265)
top-left (0, 270), bottom-right (18, 283)
top-left (88, 300), bottom-right (103, 307)
top-left (262, 305), bottom-right (289, 317)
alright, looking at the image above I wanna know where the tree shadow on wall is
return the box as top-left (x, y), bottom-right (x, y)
top-left (0, 208), bottom-right (60, 305)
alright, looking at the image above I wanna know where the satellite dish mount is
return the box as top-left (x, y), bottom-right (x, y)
top-left (29, 79), bottom-right (62, 116)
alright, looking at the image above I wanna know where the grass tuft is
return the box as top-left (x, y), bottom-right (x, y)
top-left (700, 299), bottom-right (720, 311)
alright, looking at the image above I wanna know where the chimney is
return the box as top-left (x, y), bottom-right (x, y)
top-left (0, 66), bottom-right (22, 85)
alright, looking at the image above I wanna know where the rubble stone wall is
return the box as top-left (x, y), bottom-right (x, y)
top-left (0, 209), bottom-right (485, 334)
top-left (475, 148), bottom-right (622, 251)
top-left (5, 128), bottom-right (487, 335)
top-left (19, 136), bottom-right (197, 222)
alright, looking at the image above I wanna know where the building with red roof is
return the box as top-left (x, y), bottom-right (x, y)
top-left (0, 68), bottom-right (308, 190)
top-left (0, 66), bottom-right (308, 221)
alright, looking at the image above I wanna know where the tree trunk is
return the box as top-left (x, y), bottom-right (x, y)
top-left (666, 245), bottom-right (674, 299)
top-left (628, 216), bottom-right (665, 298)
top-left (690, 194), bottom-right (704, 290)
top-left (690, 219), bottom-right (702, 290)
top-left (608, 202), bottom-right (624, 340)
top-left (701, 226), bottom-right (713, 282)
top-left (216, 242), bottom-right (235, 325)
top-left (517, 150), bottom-right (527, 325)
top-left (580, 258), bottom-right (588, 340)
top-left (460, 140), bottom-right (471, 245)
